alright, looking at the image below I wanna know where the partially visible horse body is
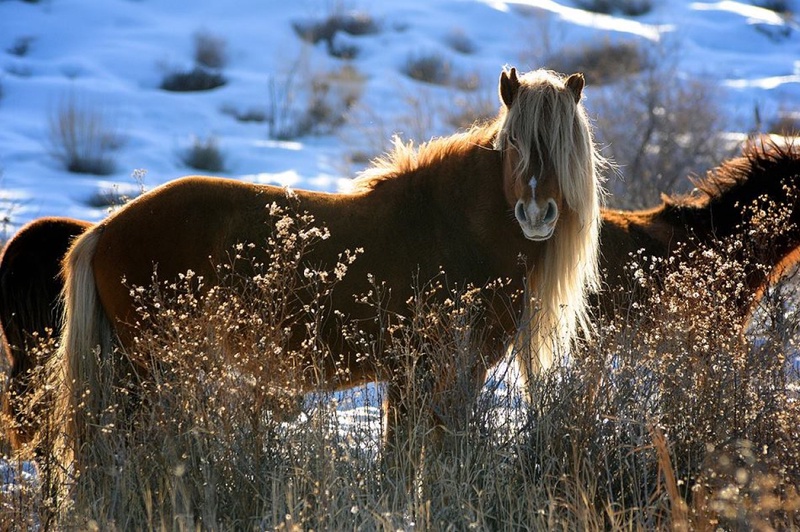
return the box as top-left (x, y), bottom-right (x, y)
top-left (49, 68), bottom-right (603, 468)
top-left (599, 139), bottom-right (800, 322)
top-left (0, 217), bottom-right (90, 449)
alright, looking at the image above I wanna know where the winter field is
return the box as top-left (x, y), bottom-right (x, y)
top-left (1, 0), bottom-right (800, 529)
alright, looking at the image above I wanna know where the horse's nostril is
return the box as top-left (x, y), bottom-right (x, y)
top-left (543, 200), bottom-right (558, 224)
top-left (515, 201), bottom-right (527, 223)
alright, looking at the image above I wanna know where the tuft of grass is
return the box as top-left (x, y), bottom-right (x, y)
top-left (180, 136), bottom-right (226, 172)
top-left (267, 63), bottom-right (364, 140)
top-left (574, 0), bottom-right (654, 16)
top-left (768, 111), bottom-right (800, 136)
top-left (84, 186), bottom-right (140, 210)
top-left (403, 51), bottom-right (452, 85)
top-left (445, 28), bottom-right (477, 55)
top-left (193, 30), bottom-right (228, 70)
top-left (544, 39), bottom-right (650, 85)
top-left (160, 66), bottom-right (227, 92)
top-left (48, 95), bottom-right (123, 176)
top-left (292, 11), bottom-right (380, 44)
top-left (6, 36), bottom-right (35, 57)
top-left (220, 104), bottom-right (268, 123)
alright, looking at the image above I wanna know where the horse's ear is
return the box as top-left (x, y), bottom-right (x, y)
top-left (499, 67), bottom-right (520, 108)
top-left (565, 73), bottom-right (585, 103)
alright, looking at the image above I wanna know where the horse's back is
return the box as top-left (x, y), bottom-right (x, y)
top-left (90, 176), bottom-right (303, 331)
top-left (0, 217), bottom-right (90, 366)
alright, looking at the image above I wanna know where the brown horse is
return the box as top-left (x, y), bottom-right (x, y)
top-left (0, 217), bottom-right (91, 450)
top-left (48, 68), bottom-right (603, 468)
top-left (599, 137), bottom-right (800, 322)
top-left (7, 140), bottom-right (799, 457)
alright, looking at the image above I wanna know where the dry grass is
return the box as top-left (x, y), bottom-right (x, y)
top-left (267, 62), bottom-right (365, 140)
top-left (193, 30), bottom-right (228, 70)
top-left (573, 0), bottom-right (654, 16)
top-left (48, 95), bottom-right (123, 176)
top-left (590, 62), bottom-right (731, 209)
top-left (543, 39), bottom-right (650, 86)
top-left (180, 135), bottom-right (226, 172)
top-left (2, 204), bottom-right (800, 529)
top-left (160, 66), bottom-right (227, 92)
top-left (769, 111), bottom-right (800, 136)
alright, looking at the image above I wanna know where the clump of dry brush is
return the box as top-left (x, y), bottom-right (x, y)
top-left (3, 202), bottom-right (800, 530)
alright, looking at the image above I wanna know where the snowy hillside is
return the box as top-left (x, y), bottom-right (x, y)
top-left (0, 0), bottom-right (798, 233)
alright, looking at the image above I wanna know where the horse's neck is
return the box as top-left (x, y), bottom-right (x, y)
top-left (410, 142), bottom-right (528, 276)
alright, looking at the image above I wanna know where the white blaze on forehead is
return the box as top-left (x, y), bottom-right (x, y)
top-left (528, 176), bottom-right (537, 196)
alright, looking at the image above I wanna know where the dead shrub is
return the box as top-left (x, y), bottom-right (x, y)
top-left (590, 62), bottom-right (731, 208)
top-left (292, 10), bottom-right (379, 58)
top-left (267, 63), bottom-right (364, 140)
top-left (403, 51), bottom-right (452, 85)
top-left (443, 86), bottom-right (498, 130)
top-left (544, 39), bottom-right (650, 85)
top-left (574, 0), bottom-right (654, 16)
top-left (6, 36), bottom-right (34, 57)
top-left (180, 136), bottom-right (226, 172)
top-left (193, 30), bottom-right (228, 70)
top-left (13, 191), bottom-right (800, 530)
top-left (769, 111), bottom-right (800, 135)
top-left (160, 66), bottom-right (226, 92)
top-left (48, 95), bottom-right (123, 176)
top-left (445, 28), bottom-right (477, 55)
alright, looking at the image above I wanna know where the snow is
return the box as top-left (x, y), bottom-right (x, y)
top-left (0, 0), bottom-right (797, 232)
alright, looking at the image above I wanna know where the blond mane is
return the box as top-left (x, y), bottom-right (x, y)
top-left (499, 69), bottom-right (607, 377)
top-left (352, 121), bottom-right (501, 191)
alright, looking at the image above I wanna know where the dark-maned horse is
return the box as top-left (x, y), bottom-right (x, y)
top-left (49, 68), bottom-right (604, 470)
top-left (599, 138), bottom-right (800, 323)
top-left (0, 217), bottom-right (91, 450)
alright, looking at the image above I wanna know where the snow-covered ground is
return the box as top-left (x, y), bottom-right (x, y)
top-left (0, 0), bottom-right (798, 232)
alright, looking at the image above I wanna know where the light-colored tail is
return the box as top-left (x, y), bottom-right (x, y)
top-left (50, 227), bottom-right (114, 471)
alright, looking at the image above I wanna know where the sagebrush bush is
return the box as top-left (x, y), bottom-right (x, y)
top-left (590, 63), bottom-right (730, 208)
top-left (544, 39), bottom-right (650, 85)
top-left (48, 95), bottom-right (123, 176)
top-left (180, 136), bottom-right (226, 172)
top-left (403, 51), bottom-right (452, 85)
top-left (160, 66), bottom-right (226, 92)
top-left (445, 28), bottom-right (477, 55)
top-left (6, 36), bottom-right (34, 57)
top-left (193, 30), bottom-right (228, 70)
top-left (267, 63), bottom-right (364, 140)
top-left (292, 11), bottom-right (380, 45)
top-left (574, 0), bottom-right (654, 15)
top-left (769, 111), bottom-right (800, 135)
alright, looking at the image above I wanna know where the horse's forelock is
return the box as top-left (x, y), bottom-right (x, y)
top-left (496, 70), bottom-right (603, 226)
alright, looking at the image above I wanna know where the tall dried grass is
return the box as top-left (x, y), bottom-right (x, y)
top-left (2, 204), bottom-right (799, 530)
